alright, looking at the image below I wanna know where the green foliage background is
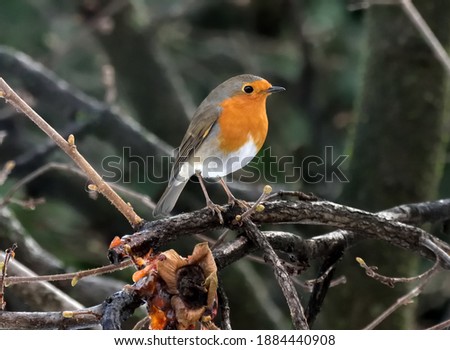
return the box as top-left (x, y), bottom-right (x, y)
top-left (1, 0), bottom-right (449, 329)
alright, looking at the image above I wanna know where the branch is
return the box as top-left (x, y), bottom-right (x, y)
top-left (382, 199), bottom-right (450, 225)
top-left (0, 251), bottom-right (85, 312)
top-left (0, 285), bottom-right (142, 330)
top-left (229, 259), bottom-right (289, 328)
top-left (3, 195), bottom-right (449, 329)
top-left (306, 246), bottom-right (344, 326)
top-left (101, 288), bottom-right (143, 330)
top-left (0, 287), bottom-right (142, 330)
top-left (363, 259), bottom-right (440, 329)
top-left (2, 260), bottom-right (132, 287)
top-left (0, 46), bottom-right (253, 203)
top-left (349, 0), bottom-right (450, 75)
top-left (0, 245), bottom-right (16, 309)
top-left (104, 196), bottom-right (450, 329)
top-left (0, 78), bottom-right (142, 228)
top-left (400, 0), bottom-right (450, 76)
top-left (0, 306), bottom-right (103, 330)
top-left (217, 281), bottom-right (232, 330)
top-left (240, 218), bottom-right (309, 330)
top-left (0, 206), bottom-right (127, 306)
top-left (356, 256), bottom-right (440, 287)
top-left (0, 162), bottom-right (156, 211)
top-left (0, 161), bottom-right (15, 186)
top-left (0, 46), bottom-right (172, 175)
top-left (427, 318), bottom-right (450, 330)
top-left (108, 198), bottom-right (450, 268)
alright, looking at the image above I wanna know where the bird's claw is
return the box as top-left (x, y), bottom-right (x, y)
top-left (206, 200), bottom-right (224, 224)
top-left (229, 198), bottom-right (250, 209)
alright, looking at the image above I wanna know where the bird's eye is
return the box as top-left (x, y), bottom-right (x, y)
top-left (243, 85), bottom-right (254, 94)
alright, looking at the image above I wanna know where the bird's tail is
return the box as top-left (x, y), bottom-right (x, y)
top-left (153, 180), bottom-right (188, 217)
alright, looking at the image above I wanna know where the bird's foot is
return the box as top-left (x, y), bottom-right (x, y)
top-left (206, 199), bottom-right (224, 224)
top-left (228, 197), bottom-right (250, 210)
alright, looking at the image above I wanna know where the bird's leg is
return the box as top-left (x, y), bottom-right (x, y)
top-left (218, 177), bottom-right (249, 209)
top-left (196, 171), bottom-right (224, 224)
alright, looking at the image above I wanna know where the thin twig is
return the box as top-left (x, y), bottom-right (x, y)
top-left (0, 162), bottom-right (156, 210)
top-left (222, 246), bottom-right (345, 292)
top-left (2, 260), bottom-right (132, 286)
top-left (0, 78), bottom-right (143, 228)
top-left (363, 259), bottom-right (440, 329)
top-left (356, 256), bottom-right (440, 287)
top-left (8, 197), bottom-right (46, 210)
top-left (0, 130), bottom-right (6, 145)
top-left (400, 0), bottom-right (450, 76)
top-left (209, 229), bottom-right (232, 250)
top-left (112, 184), bottom-right (156, 210)
top-left (304, 263), bottom-right (338, 287)
top-left (1, 163), bottom-right (76, 206)
top-left (237, 185), bottom-right (273, 222)
top-left (132, 316), bottom-right (150, 330)
top-left (0, 250), bottom-right (86, 311)
top-left (0, 160), bottom-right (15, 185)
top-left (420, 237), bottom-right (450, 267)
top-left (293, 275), bottom-right (347, 292)
top-left (363, 280), bottom-right (430, 329)
top-left (347, 0), bottom-right (398, 11)
top-left (101, 64), bottom-right (117, 104)
top-left (427, 318), bottom-right (450, 330)
top-left (347, 0), bottom-right (450, 75)
top-left (0, 244), bottom-right (17, 309)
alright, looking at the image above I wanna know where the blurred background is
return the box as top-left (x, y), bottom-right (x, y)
top-left (0, 0), bottom-right (449, 329)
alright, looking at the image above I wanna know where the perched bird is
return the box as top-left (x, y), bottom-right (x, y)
top-left (153, 74), bottom-right (285, 222)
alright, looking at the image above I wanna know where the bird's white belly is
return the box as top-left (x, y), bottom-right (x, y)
top-left (179, 136), bottom-right (258, 180)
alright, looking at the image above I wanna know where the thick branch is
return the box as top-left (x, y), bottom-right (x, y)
top-left (306, 246), bottom-right (344, 326)
top-left (101, 288), bottom-right (143, 330)
top-left (0, 288), bottom-right (142, 330)
top-left (382, 199), bottom-right (450, 225)
top-left (0, 306), bottom-right (103, 330)
top-left (109, 198), bottom-right (450, 268)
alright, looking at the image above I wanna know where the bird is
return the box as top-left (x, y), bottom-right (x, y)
top-left (153, 74), bottom-right (285, 222)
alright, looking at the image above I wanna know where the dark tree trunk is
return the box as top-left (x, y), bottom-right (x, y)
top-left (321, 1), bottom-right (450, 329)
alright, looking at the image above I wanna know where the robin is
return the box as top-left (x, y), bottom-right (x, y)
top-left (153, 74), bottom-right (285, 222)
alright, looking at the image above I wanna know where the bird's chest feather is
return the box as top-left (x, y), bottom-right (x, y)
top-left (218, 95), bottom-right (269, 153)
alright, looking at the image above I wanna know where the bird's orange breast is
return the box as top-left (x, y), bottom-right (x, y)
top-left (218, 94), bottom-right (269, 153)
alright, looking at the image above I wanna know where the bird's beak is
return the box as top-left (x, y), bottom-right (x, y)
top-left (266, 86), bottom-right (286, 94)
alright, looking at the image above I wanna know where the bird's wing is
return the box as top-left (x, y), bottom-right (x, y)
top-left (170, 104), bottom-right (221, 181)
